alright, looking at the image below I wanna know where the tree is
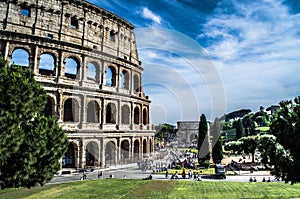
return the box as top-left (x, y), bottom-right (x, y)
top-left (211, 118), bottom-right (223, 164)
top-left (239, 136), bottom-right (258, 162)
top-left (270, 97), bottom-right (300, 184)
top-left (198, 114), bottom-right (210, 164)
top-left (224, 141), bottom-right (242, 155)
top-left (0, 58), bottom-right (68, 188)
top-left (242, 113), bottom-right (256, 136)
top-left (155, 123), bottom-right (175, 142)
top-left (233, 119), bottom-right (244, 139)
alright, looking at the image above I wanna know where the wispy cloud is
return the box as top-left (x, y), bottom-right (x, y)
top-left (86, 0), bottom-right (300, 123)
top-left (141, 7), bottom-right (162, 25)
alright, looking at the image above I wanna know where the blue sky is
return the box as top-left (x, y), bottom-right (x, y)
top-left (88, 0), bottom-right (300, 124)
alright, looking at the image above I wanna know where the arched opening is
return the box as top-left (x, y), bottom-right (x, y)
top-left (39, 53), bottom-right (55, 76)
top-left (121, 70), bottom-right (129, 89)
top-left (63, 98), bottom-right (79, 122)
top-left (133, 140), bottom-right (139, 158)
top-left (11, 48), bottom-right (30, 67)
top-left (87, 101), bottom-right (100, 123)
top-left (120, 140), bottom-right (130, 159)
top-left (134, 107), bottom-right (140, 125)
top-left (106, 103), bottom-right (116, 124)
top-left (105, 66), bottom-right (116, 86)
top-left (190, 133), bottom-right (198, 147)
top-left (87, 62), bottom-right (97, 81)
top-left (149, 139), bottom-right (153, 153)
top-left (105, 141), bottom-right (116, 165)
top-left (65, 57), bottom-right (79, 79)
top-left (143, 139), bottom-right (147, 156)
top-left (62, 142), bottom-right (78, 168)
top-left (86, 141), bottom-right (99, 167)
top-left (43, 96), bottom-right (55, 117)
top-left (133, 74), bottom-right (140, 93)
top-left (121, 105), bottom-right (130, 124)
top-left (143, 108), bottom-right (148, 125)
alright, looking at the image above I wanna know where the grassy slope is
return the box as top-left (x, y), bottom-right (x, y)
top-left (1, 179), bottom-right (300, 199)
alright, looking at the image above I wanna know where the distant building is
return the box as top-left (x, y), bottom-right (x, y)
top-left (176, 121), bottom-right (210, 148)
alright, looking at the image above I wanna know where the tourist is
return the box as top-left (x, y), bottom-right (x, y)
top-left (253, 177), bottom-right (257, 182)
top-left (249, 177), bottom-right (253, 182)
top-left (182, 169), bottom-right (186, 179)
top-left (262, 177), bottom-right (266, 182)
top-left (98, 171), bottom-right (103, 179)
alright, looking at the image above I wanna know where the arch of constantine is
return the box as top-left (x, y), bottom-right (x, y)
top-left (0, 0), bottom-right (155, 168)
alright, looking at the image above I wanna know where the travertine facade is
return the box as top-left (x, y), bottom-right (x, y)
top-left (0, 0), bottom-right (155, 168)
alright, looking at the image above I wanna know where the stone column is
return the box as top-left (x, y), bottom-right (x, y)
top-left (81, 55), bottom-right (87, 81)
top-left (101, 139), bottom-right (105, 167)
top-left (33, 46), bottom-right (39, 75)
top-left (80, 139), bottom-right (86, 168)
top-left (117, 99), bottom-right (121, 129)
top-left (4, 41), bottom-right (9, 60)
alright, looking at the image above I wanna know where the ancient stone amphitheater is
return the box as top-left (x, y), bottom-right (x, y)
top-left (0, 0), bottom-right (155, 168)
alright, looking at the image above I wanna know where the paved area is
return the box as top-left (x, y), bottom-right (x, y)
top-left (49, 162), bottom-right (276, 185)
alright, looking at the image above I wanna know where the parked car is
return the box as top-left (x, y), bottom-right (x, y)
top-left (215, 164), bottom-right (226, 179)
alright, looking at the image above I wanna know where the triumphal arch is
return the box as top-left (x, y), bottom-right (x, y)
top-left (0, 0), bottom-right (155, 168)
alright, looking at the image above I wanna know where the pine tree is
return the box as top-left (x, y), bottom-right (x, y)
top-left (0, 57), bottom-right (68, 188)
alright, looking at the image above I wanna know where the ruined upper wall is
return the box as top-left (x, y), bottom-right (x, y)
top-left (0, 0), bottom-right (139, 65)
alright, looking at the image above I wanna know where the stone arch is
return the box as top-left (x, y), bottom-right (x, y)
top-left (134, 106), bottom-right (140, 124)
top-left (63, 98), bottom-right (80, 122)
top-left (87, 62), bottom-right (98, 81)
top-left (120, 140), bottom-right (130, 159)
top-left (62, 142), bottom-right (78, 168)
top-left (39, 53), bottom-right (55, 76)
top-left (105, 141), bottom-right (116, 165)
top-left (190, 133), bottom-right (198, 146)
top-left (143, 139), bottom-right (147, 156)
top-left (133, 74), bottom-right (140, 92)
top-left (86, 141), bottom-right (99, 167)
top-left (105, 65), bottom-right (116, 86)
top-left (121, 104), bottom-right (130, 124)
top-left (87, 100), bottom-right (100, 123)
top-left (121, 70), bottom-right (129, 89)
top-left (106, 102), bottom-right (117, 124)
top-left (142, 108), bottom-right (148, 125)
top-left (43, 95), bottom-right (55, 117)
top-left (133, 140), bottom-right (140, 158)
top-left (10, 48), bottom-right (30, 67)
top-left (64, 57), bottom-right (80, 79)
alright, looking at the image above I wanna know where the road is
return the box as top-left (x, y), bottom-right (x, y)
top-left (49, 164), bottom-right (276, 184)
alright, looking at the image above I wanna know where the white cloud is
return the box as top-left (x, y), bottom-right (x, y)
top-left (141, 7), bottom-right (161, 24)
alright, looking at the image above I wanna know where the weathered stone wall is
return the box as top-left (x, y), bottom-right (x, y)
top-left (0, 0), bottom-right (155, 168)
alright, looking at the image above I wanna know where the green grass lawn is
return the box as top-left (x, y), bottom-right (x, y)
top-left (1, 179), bottom-right (300, 199)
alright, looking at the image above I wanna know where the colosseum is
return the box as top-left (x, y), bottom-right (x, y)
top-left (0, 0), bottom-right (155, 168)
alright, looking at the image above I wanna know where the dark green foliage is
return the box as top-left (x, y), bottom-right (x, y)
top-left (270, 97), bottom-right (300, 184)
top-left (155, 123), bottom-right (175, 141)
top-left (242, 113), bottom-right (256, 136)
top-left (233, 119), bottom-right (244, 139)
top-left (0, 57), bottom-right (68, 188)
top-left (253, 107), bottom-right (270, 127)
top-left (224, 141), bottom-right (242, 155)
top-left (225, 109), bottom-right (251, 121)
top-left (238, 136), bottom-right (258, 162)
top-left (198, 114), bottom-right (210, 164)
top-left (211, 118), bottom-right (223, 164)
